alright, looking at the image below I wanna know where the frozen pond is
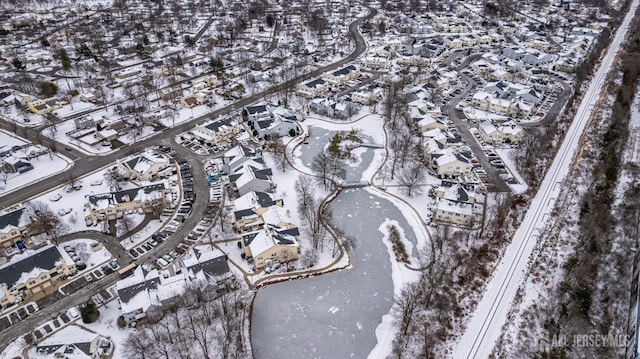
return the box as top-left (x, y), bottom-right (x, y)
top-left (298, 126), bottom-right (375, 182)
top-left (251, 188), bottom-right (419, 358)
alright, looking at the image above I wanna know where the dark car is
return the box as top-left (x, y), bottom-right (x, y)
top-left (64, 147), bottom-right (73, 151)
top-left (129, 249), bottom-right (139, 258)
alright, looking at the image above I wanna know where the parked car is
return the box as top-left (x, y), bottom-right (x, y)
top-left (84, 273), bottom-right (93, 282)
top-left (57, 208), bottom-right (72, 216)
top-left (49, 194), bottom-right (62, 202)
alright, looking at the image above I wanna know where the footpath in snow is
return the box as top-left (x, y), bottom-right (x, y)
top-left (453, 0), bottom-right (640, 357)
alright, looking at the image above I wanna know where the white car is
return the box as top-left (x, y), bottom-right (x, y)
top-left (49, 194), bottom-right (62, 202)
top-left (57, 208), bottom-right (72, 216)
top-left (90, 180), bottom-right (102, 186)
top-left (84, 273), bottom-right (93, 282)
top-left (67, 307), bottom-right (80, 318)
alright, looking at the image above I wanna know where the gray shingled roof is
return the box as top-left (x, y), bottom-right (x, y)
top-left (0, 246), bottom-right (61, 288)
top-left (0, 207), bottom-right (27, 232)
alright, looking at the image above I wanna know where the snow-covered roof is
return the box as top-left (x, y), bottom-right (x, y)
top-left (243, 227), bottom-right (299, 258)
top-left (0, 245), bottom-right (69, 289)
top-left (436, 198), bottom-right (474, 216)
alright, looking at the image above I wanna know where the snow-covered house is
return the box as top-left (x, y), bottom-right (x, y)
top-left (118, 150), bottom-right (172, 181)
top-left (34, 325), bottom-right (114, 359)
top-left (84, 183), bottom-right (169, 223)
top-left (192, 117), bottom-right (243, 146)
top-left (297, 78), bottom-right (329, 98)
top-left (0, 245), bottom-right (75, 308)
top-left (228, 163), bottom-right (274, 196)
top-left (433, 199), bottom-right (474, 227)
top-left (479, 119), bottom-right (525, 145)
top-left (243, 104), bottom-right (299, 139)
top-left (436, 180), bottom-right (476, 204)
top-left (117, 249), bottom-right (233, 323)
top-left (324, 65), bottom-right (360, 87)
top-left (241, 226), bottom-right (300, 270)
top-left (233, 191), bottom-right (283, 232)
top-left (430, 149), bottom-right (473, 178)
top-left (0, 207), bottom-right (32, 250)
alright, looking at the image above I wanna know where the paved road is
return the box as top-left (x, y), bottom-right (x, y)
top-left (454, 0), bottom-right (639, 356)
top-left (0, 6), bottom-right (377, 352)
top-left (445, 73), bottom-right (511, 192)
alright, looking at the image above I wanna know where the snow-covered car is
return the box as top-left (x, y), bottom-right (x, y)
top-left (156, 258), bottom-right (169, 268)
top-left (49, 194), bottom-right (62, 202)
top-left (57, 208), bottom-right (72, 216)
top-left (84, 273), bottom-right (93, 282)
top-left (90, 180), bottom-right (102, 186)
top-left (67, 307), bottom-right (80, 318)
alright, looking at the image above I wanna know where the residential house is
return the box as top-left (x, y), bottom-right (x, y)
top-left (159, 88), bottom-right (183, 102)
top-left (309, 97), bottom-right (354, 118)
top-left (430, 149), bottom-right (472, 178)
top-left (241, 226), bottom-right (300, 270)
top-left (233, 191), bottom-right (283, 232)
top-left (179, 93), bottom-right (207, 108)
top-left (34, 326), bottom-right (114, 359)
top-left (84, 183), bottom-right (169, 223)
top-left (118, 150), bottom-right (172, 181)
top-left (243, 104), bottom-right (299, 139)
top-left (27, 97), bottom-right (65, 115)
top-left (228, 163), bottom-right (274, 196)
top-left (324, 65), bottom-right (360, 87)
top-left (0, 207), bottom-right (32, 250)
top-left (350, 87), bottom-right (384, 105)
top-left (192, 117), bottom-right (243, 146)
top-left (297, 78), bottom-right (329, 98)
top-left (117, 250), bottom-right (232, 323)
top-left (74, 115), bottom-right (102, 130)
top-left (433, 198), bottom-right (474, 227)
top-left (436, 180), bottom-right (476, 204)
top-left (0, 245), bottom-right (75, 308)
top-left (479, 119), bottom-right (525, 145)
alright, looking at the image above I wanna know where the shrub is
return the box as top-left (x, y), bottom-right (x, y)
top-left (80, 302), bottom-right (100, 323)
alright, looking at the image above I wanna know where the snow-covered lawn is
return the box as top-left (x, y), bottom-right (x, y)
top-left (0, 130), bottom-right (73, 196)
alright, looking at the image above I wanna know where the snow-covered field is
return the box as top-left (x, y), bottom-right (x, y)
top-left (0, 130), bottom-right (73, 196)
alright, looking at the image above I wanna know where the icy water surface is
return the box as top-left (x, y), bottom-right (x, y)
top-left (251, 188), bottom-right (419, 358)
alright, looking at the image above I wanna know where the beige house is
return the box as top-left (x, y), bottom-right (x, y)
top-left (84, 183), bottom-right (169, 223)
top-left (233, 191), bottom-right (284, 232)
top-left (27, 97), bottom-right (65, 115)
top-left (118, 151), bottom-right (172, 181)
top-left (297, 78), bottom-right (329, 98)
top-left (0, 207), bottom-right (32, 250)
top-left (179, 93), bottom-right (206, 108)
top-left (431, 150), bottom-right (473, 178)
top-left (242, 227), bottom-right (300, 270)
top-left (324, 65), bottom-right (360, 87)
top-left (192, 117), bottom-right (243, 146)
top-left (0, 245), bottom-right (75, 308)
top-left (434, 199), bottom-right (474, 227)
top-left (479, 119), bottom-right (525, 145)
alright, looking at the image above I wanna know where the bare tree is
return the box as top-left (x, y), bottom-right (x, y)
top-left (399, 163), bottom-right (425, 197)
top-left (393, 281), bottom-right (422, 336)
top-left (26, 201), bottom-right (65, 245)
top-left (104, 166), bottom-right (125, 190)
top-left (296, 175), bottom-right (325, 250)
top-left (264, 134), bottom-right (288, 172)
top-left (122, 328), bottom-right (151, 359)
top-left (311, 152), bottom-right (331, 189)
top-left (118, 214), bottom-right (137, 240)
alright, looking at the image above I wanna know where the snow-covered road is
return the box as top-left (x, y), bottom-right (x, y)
top-left (453, 0), bottom-right (640, 357)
